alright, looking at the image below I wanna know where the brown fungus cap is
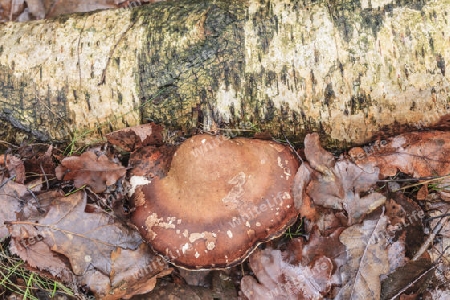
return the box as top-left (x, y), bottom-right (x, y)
top-left (131, 135), bottom-right (299, 270)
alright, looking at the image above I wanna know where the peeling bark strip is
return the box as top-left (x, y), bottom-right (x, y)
top-left (0, 0), bottom-right (449, 146)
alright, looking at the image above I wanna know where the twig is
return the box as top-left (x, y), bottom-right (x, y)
top-left (379, 174), bottom-right (450, 192)
top-left (283, 134), bottom-right (303, 163)
top-left (413, 213), bottom-right (449, 261)
top-left (39, 162), bottom-right (50, 191)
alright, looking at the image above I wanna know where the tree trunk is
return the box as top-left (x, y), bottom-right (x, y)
top-left (0, 0), bottom-right (449, 148)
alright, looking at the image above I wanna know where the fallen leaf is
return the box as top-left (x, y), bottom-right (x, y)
top-left (142, 277), bottom-right (238, 300)
top-left (9, 234), bottom-right (73, 281)
top-left (292, 162), bottom-right (312, 210)
top-left (0, 180), bottom-right (27, 239)
top-left (303, 133), bottom-right (335, 176)
top-left (55, 151), bottom-right (126, 193)
top-left (300, 228), bottom-right (346, 275)
top-left (427, 210), bottom-right (450, 270)
top-left (428, 289), bottom-right (450, 299)
top-left (337, 212), bottom-right (389, 300)
top-left (128, 144), bottom-right (177, 178)
top-left (46, 0), bottom-right (116, 18)
top-left (107, 123), bottom-right (164, 152)
top-left (26, 0), bottom-right (45, 19)
top-left (241, 247), bottom-right (332, 300)
top-left (294, 133), bottom-right (385, 225)
top-left (6, 155), bottom-right (25, 183)
top-left (385, 193), bottom-right (426, 260)
top-left (381, 258), bottom-right (434, 300)
top-left (18, 144), bottom-right (56, 183)
top-left (101, 244), bottom-right (170, 299)
top-left (349, 131), bottom-right (450, 178)
top-left (8, 190), bottom-right (168, 299)
top-left (9, 191), bottom-right (142, 276)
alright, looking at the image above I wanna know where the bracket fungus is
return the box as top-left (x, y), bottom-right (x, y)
top-left (131, 135), bottom-right (299, 269)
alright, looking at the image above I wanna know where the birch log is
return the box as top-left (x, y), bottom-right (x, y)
top-left (0, 0), bottom-right (449, 147)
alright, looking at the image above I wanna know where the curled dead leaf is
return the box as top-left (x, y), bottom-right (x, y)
top-left (55, 151), bottom-right (126, 193)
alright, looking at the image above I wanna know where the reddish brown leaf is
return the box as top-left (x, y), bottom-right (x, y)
top-left (416, 185), bottom-right (429, 200)
top-left (100, 244), bottom-right (169, 299)
top-left (349, 131), bottom-right (450, 178)
top-left (128, 144), bottom-right (177, 178)
top-left (300, 228), bottom-right (346, 269)
top-left (294, 133), bottom-right (385, 226)
top-left (6, 155), bottom-right (25, 184)
top-left (55, 151), bottom-right (126, 193)
top-left (107, 123), bottom-right (164, 152)
top-left (19, 144), bottom-right (56, 183)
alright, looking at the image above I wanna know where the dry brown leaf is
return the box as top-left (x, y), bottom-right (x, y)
top-left (294, 133), bottom-right (385, 225)
top-left (416, 185), bottom-right (429, 200)
top-left (292, 162), bottom-right (312, 210)
top-left (38, 191), bottom-right (142, 275)
top-left (9, 236), bottom-right (73, 281)
top-left (428, 289), bottom-right (450, 299)
top-left (0, 180), bottom-right (27, 239)
top-left (303, 133), bottom-right (335, 175)
top-left (5, 154), bottom-right (25, 183)
top-left (381, 258), bottom-right (434, 299)
top-left (300, 228), bottom-right (346, 272)
top-left (78, 244), bottom-right (170, 299)
top-left (8, 190), bottom-right (168, 299)
top-left (9, 191), bottom-right (142, 275)
top-left (109, 243), bottom-right (167, 293)
top-left (427, 208), bottom-right (450, 271)
top-left (106, 123), bottom-right (164, 152)
top-left (26, 0), bottom-right (45, 19)
top-left (0, 0), bottom-right (12, 21)
top-left (128, 144), bottom-right (177, 178)
top-left (18, 144), bottom-right (56, 183)
top-left (241, 247), bottom-right (333, 300)
top-left (337, 212), bottom-right (389, 300)
top-left (55, 151), bottom-right (126, 193)
top-left (93, 243), bottom-right (169, 300)
top-left (144, 276), bottom-right (238, 300)
top-left (349, 131), bottom-right (450, 178)
top-left (46, 0), bottom-right (116, 18)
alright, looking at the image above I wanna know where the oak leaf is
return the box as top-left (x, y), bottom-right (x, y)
top-left (349, 131), bottom-right (450, 178)
top-left (241, 247), bottom-right (333, 300)
top-left (294, 133), bottom-right (385, 226)
top-left (9, 191), bottom-right (142, 276)
top-left (56, 151), bottom-right (126, 193)
top-left (8, 190), bottom-right (167, 299)
top-left (337, 212), bottom-right (389, 300)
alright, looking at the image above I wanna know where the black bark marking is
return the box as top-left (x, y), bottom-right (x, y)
top-left (324, 82), bottom-right (335, 106)
top-left (437, 54), bottom-right (445, 76)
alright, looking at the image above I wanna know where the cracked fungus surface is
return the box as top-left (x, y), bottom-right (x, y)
top-left (131, 135), bottom-right (299, 269)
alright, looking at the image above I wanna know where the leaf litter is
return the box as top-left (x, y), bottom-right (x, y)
top-left (0, 2), bottom-right (445, 297)
top-left (1, 129), bottom-right (450, 299)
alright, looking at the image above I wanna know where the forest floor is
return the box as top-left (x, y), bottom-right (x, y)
top-left (1, 124), bottom-right (450, 299)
